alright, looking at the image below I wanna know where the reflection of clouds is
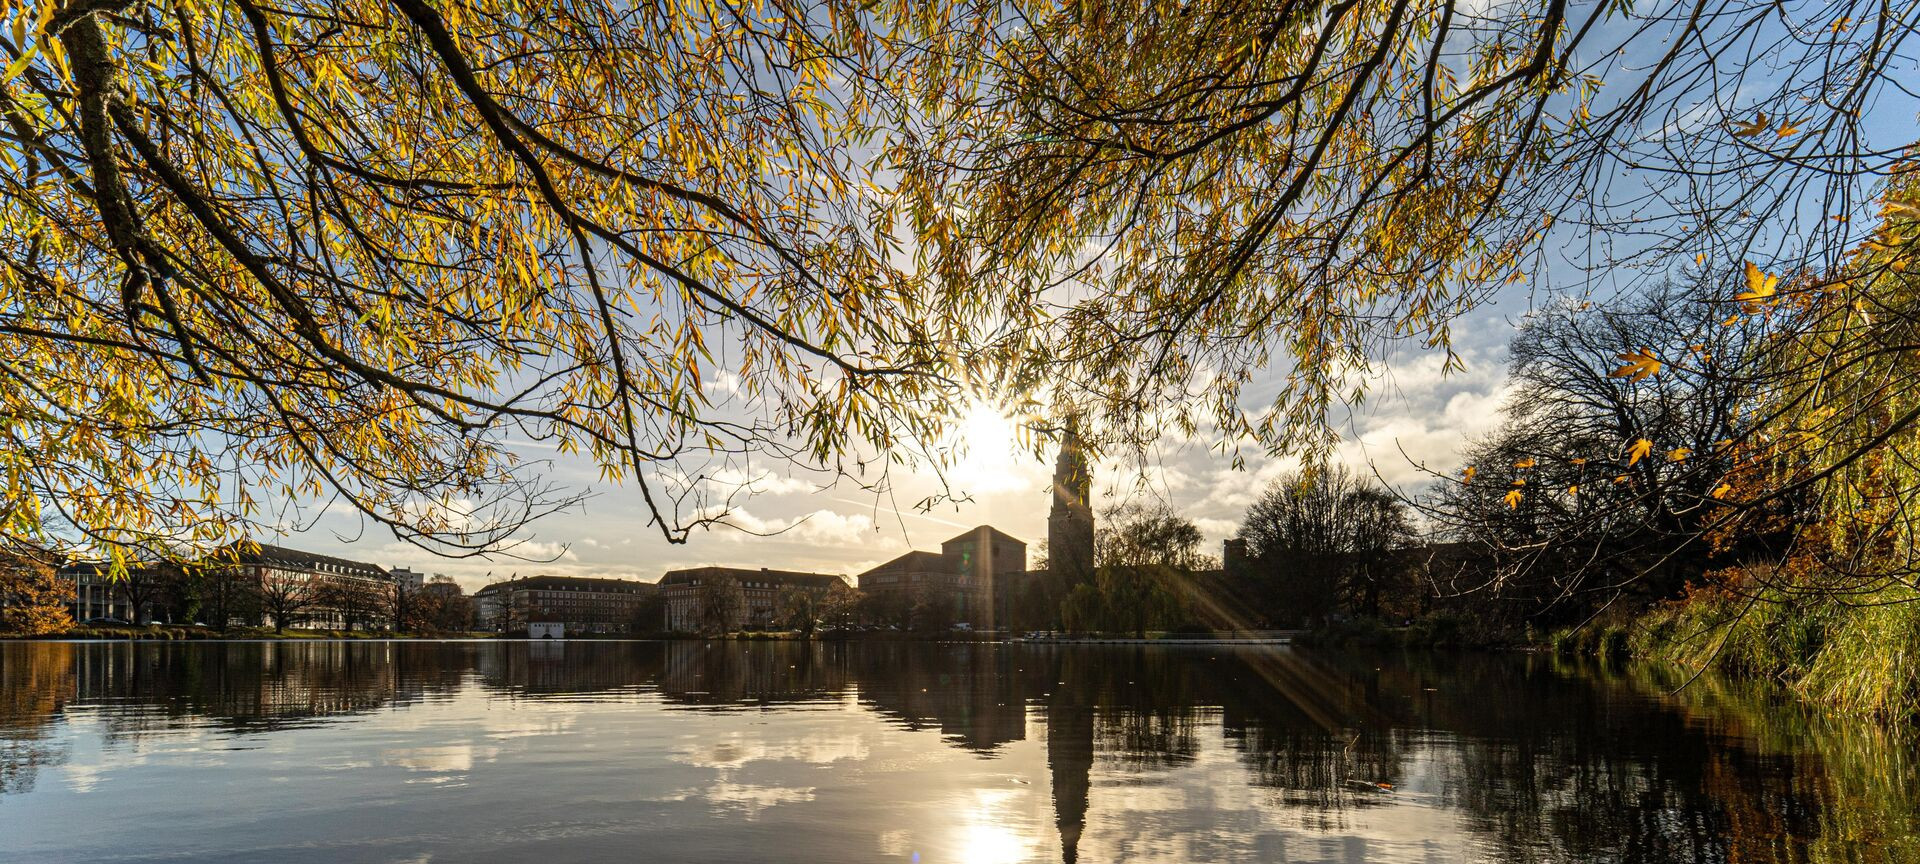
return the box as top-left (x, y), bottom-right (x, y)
top-left (674, 728), bottom-right (869, 769)
top-left (1071, 726), bottom-right (1476, 864)
top-left (877, 828), bottom-right (915, 857)
top-left (669, 728), bottom-right (867, 819)
top-left (480, 712), bottom-right (579, 741)
top-left (701, 780), bottom-right (817, 818)
top-left (19, 642), bottom-right (1853, 864)
top-left (50, 714), bottom-right (174, 795)
top-left (62, 760), bottom-right (104, 794)
top-left (382, 744), bottom-right (499, 773)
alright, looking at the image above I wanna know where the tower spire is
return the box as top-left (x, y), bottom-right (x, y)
top-left (1047, 423), bottom-right (1095, 590)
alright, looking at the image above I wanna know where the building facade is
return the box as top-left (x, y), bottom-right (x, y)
top-left (857, 526), bottom-right (1027, 630)
top-left (474, 575), bottom-right (654, 634)
top-left (60, 562), bottom-right (166, 623)
top-left (659, 567), bottom-right (848, 633)
top-left (474, 582), bottom-right (508, 631)
top-left (214, 543), bottom-right (395, 629)
top-left (389, 567), bottom-right (427, 592)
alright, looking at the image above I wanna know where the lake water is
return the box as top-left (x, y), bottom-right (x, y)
top-left (2, 640), bottom-right (1916, 863)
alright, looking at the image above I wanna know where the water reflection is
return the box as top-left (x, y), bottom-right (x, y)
top-left (1, 640), bottom-right (1915, 863)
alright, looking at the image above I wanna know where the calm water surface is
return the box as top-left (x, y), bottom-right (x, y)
top-left (3, 640), bottom-right (1917, 863)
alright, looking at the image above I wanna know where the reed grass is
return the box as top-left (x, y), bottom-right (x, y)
top-left (1624, 587), bottom-right (1920, 719)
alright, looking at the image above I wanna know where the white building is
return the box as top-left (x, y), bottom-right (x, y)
top-left (390, 567), bottom-right (427, 592)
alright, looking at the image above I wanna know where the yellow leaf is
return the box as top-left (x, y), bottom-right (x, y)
top-left (1614, 474), bottom-right (1631, 484)
top-left (1461, 466), bottom-right (1476, 483)
top-left (1627, 438), bottom-right (1653, 466)
top-left (1667, 447), bottom-right (1692, 461)
top-left (1776, 120), bottom-right (1801, 137)
top-left (1711, 483), bottom-right (1733, 499)
top-left (1567, 484), bottom-right (1579, 496)
top-left (1514, 457), bottom-right (1536, 469)
top-left (1731, 113), bottom-right (1770, 137)
top-left (1504, 489), bottom-right (1524, 509)
top-left (1737, 261), bottom-right (1779, 306)
top-left (1570, 457), bottom-right (1588, 466)
top-left (1612, 348), bottom-right (1662, 381)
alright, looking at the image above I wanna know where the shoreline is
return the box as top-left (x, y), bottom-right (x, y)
top-left (5, 628), bottom-right (1312, 645)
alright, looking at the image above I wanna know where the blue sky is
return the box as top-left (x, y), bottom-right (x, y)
top-left (269, 293), bottom-right (1525, 592)
top-left (262, 1), bottom-right (1919, 591)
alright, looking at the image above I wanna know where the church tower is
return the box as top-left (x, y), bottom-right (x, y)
top-left (1047, 426), bottom-right (1095, 588)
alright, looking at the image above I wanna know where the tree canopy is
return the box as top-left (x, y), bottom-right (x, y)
top-left (1, 0), bottom-right (1912, 566)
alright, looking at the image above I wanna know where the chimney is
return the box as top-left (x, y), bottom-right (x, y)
top-left (1223, 538), bottom-right (1247, 571)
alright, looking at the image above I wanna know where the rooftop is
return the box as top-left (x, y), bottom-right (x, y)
top-left (658, 566), bottom-right (847, 589)
top-left (213, 542), bottom-right (389, 581)
top-left (479, 574), bottom-right (654, 594)
top-left (857, 550), bottom-right (953, 579)
top-left (942, 525), bottom-right (1028, 548)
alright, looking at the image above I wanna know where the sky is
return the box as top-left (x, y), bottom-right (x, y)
top-left (263, 2), bottom-right (1919, 593)
top-left (273, 296), bottom-right (1525, 594)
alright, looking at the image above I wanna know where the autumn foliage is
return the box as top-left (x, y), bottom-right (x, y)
top-left (0, 541), bottom-right (72, 636)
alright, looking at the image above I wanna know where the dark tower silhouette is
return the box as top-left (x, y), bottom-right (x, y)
top-left (1046, 653), bottom-right (1095, 864)
top-left (1047, 427), bottom-right (1095, 591)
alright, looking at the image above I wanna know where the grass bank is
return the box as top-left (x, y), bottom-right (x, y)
top-left (6, 625), bottom-right (498, 641)
top-left (1555, 586), bottom-right (1920, 720)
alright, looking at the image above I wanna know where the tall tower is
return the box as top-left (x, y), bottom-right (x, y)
top-left (1047, 426), bottom-right (1095, 589)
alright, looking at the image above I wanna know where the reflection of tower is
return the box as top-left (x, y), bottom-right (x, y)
top-left (1046, 654), bottom-right (1094, 864)
top-left (1047, 427), bottom-right (1095, 590)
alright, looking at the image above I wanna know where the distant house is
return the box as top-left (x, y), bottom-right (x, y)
top-left (529, 622), bottom-right (564, 639)
top-left (474, 582), bottom-right (508, 631)
top-left (209, 542), bottom-right (395, 629)
top-left (858, 526), bottom-right (1027, 630)
top-left (59, 561), bottom-right (168, 624)
top-left (389, 567), bottom-right (427, 592)
top-left (658, 567), bottom-right (848, 633)
top-left (474, 575), bottom-right (654, 635)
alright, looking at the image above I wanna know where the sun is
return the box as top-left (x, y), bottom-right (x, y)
top-left (952, 401), bottom-right (1031, 491)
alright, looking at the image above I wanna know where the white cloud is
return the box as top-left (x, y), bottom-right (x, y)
top-left (256, 310), bottom-right (1525, 583)
top-left (698, 507), bottom-right (883, 548)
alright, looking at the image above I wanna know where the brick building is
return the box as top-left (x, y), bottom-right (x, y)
top-left (475, 575), bottom-right (655, 635)
top-left (658, 566), bottom-right (848, 633)
top-left (858, 526), bottom-right (1027, 630)
top-left (212, 543), bottom-right (395, 629)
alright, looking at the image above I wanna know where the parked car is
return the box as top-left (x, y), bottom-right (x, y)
top-left (83, 617), bottom-right (130, 626)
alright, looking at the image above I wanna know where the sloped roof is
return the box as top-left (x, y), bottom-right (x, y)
top-left (499, 574), bottom-right (652, 593)
top-left (213, 542), bottom-right (389, 581)
top-left (658, 566), bottom-right (847, 588)
top-left (858, 550), bottom-right (953, 579)
top-left (942, 525), bottom-right (1028, 548)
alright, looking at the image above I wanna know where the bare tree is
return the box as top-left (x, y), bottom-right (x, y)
top-left (1418, 282), bottom-right (1770, 618)
top-left (316, 579), bottom-right (384, 631)
top-left (256, 571), bottom-right (315, 633)
top-left (112, 565), bottom-right (166, 624)
top-left (777, 586), bottom-right (821, 637)
top-left (698, 575), bottom-right (744, 637)
top-left (1239, 468), bottom-right (1414, 626)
